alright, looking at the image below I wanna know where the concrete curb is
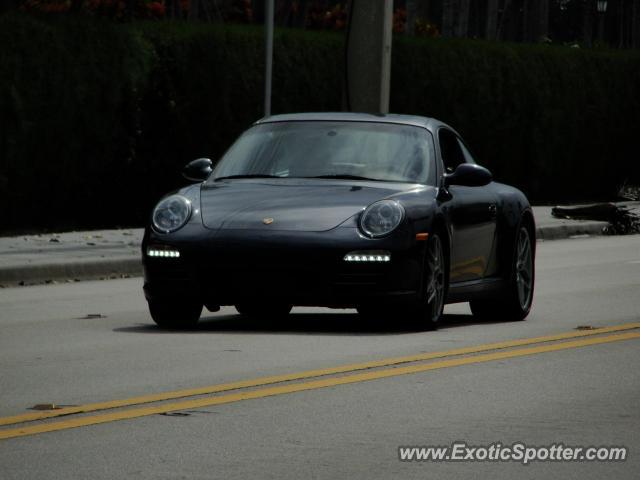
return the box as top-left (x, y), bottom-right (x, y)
top-left (0, 222), bottom-right (610, 287)
top-left (0, 257), bottom-right (142, 286)
top-left (535, 221), bottom-right (607, 241)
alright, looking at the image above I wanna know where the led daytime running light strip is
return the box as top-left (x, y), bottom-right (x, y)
top-left (344, 253), bottom-right (391, 262)
top-left (147, 248), bottom-right (180, 258)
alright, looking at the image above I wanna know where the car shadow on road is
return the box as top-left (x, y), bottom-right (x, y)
top-left (113, 312), bottom-right (511, 336)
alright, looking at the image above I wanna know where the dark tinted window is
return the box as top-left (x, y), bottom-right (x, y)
top-left (438, 129), bottom-right (466, 173)
top-left (457, 138), bottom-right (477, 164)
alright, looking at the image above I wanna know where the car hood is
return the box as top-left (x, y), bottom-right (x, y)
top-left (199, 179), bottom-right (413, 232)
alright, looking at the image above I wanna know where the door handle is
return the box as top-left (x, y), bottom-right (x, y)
top-left (488, 204), bottom-right (497, 217)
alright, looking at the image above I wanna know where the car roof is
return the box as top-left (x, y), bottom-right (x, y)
top-left (254, 112), bottom-right (452, 134)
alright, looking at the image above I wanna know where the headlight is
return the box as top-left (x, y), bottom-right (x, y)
top-left (359, 200), bottom-right (404, 238)
top-left (152, 195), bottom-right (192, 233)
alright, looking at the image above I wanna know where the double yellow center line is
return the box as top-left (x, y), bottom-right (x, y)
top-left (1, 322), bottom-right (639, 440)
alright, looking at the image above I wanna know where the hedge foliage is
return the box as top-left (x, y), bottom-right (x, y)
top-left (0, 14), bottom-right (152, 230)
top-left (392, 36), bottom-right (640, 201)
top-left (1, 14), bottom-right (639, 231)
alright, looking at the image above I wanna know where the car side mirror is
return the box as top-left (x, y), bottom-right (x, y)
top-left (444, 163), bottom-right (492, 188)
top-left (182, 158), bottom-right (213, 182)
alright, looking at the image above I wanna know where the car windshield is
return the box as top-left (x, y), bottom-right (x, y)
top-left (210, 121), bottom-right (436, 184)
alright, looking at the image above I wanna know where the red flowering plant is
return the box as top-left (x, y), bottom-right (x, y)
top-left (306, 2), bottom-right (347, 31)
top-left (21, 0), bottom-right (71, 14)
top-left (19, 0), bottom-right (166, 19)
top-left (393, 6), bottom-right (440, 37)
top-left (414, 17), bottom-right (440, 37)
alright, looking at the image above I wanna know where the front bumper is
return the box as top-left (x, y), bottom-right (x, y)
top-left (142, 225), bottom-right (426, 308)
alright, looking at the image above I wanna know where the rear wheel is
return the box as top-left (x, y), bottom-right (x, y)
top-left (470, 224), bottom-right (534, 321)
top-left (148, 299), bottom-right (202, 329)
top-left (235, 303), bottom-right (292, 319)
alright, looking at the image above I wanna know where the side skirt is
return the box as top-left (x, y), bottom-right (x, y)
top-left (445, 277), bottom-right (507, 304)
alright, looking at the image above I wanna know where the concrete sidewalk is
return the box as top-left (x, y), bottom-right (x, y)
top-left (0, 204), bottom-right (632, 287)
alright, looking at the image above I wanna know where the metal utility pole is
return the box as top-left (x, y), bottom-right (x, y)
top-left (264, 0), bottom-right (275, 117)
top-left (346, 0), bottom-right (393, 114)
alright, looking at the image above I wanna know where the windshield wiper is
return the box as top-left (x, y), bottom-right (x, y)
top-left (214, 174), bottom-right (282, 181)
top-left (304, 174), bottom-right (384, 181)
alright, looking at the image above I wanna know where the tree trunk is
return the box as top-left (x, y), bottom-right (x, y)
top-left (618, 0), bottom-right (626, 48)
top-left (539, 0), bottom-right (550, 41)
top-left (276, 0), bottom-right (293, 27)
top-left (442, 0), bottom-right (454, 37)
top-left (207, 0), bottom-right (224, 22)
top-left (292, 0), bottom-right (309, 28)
top-left (633, 0), bottom-right (640, 48)
top-left (252, 0), bottom-right (265, 24)
top-left (456, 0), bottom-right (470, 37)
top-left (346, 0), bottom-right (393, 113)
top-left (582, 0), bottom-right (593, 46)
top-left (497, 0), bottom-right (513, 40)
top-left (165, 0), bottom-right (182, 19)
top-left (523, 0), bottom-right (549, 42)
top-left (406, 0), bottom-right (416, 35)
top-left (486, 0), bottom-right (499, 39)
top-left (188, 0), bottom-right (200, 20)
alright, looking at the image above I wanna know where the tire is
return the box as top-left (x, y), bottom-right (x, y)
top-left (405, 233), bottom-right (448, 331)
top-left (148, 299), bottom-right (202, 329)
top-left (235, 303), bottom-right (292, 319)
top-left (356, 235), bottom-right (447, 330)
top-left (470, 224), bottom-right (535, 322)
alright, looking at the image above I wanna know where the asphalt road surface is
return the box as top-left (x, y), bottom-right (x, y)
top-left (1, 235), bottom-right (639, 479)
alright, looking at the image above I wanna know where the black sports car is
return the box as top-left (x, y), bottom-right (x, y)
top-left (142, 113), bottom-right (535, 330)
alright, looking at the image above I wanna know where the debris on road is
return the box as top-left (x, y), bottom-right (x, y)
top-left (552, 203), bottom-right (640, 235)
top-left (618, 183), bottom-right (639, 201)
top-left (30, 403), bottom-right (61, 411)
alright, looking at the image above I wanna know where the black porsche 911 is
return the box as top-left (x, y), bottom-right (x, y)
top-left (142, 112), bottom-right (535, 330)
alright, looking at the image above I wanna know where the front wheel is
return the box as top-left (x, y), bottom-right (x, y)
top-left (470, 224), bottom-right (534, 321)
top-left (148, 299), bottom-right (203, 329)
top-left (405, 233), bottom-right (447, 331)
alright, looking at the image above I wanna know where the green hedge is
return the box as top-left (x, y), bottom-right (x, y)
top-left (0, 14), bottom-right (152, 230)
top-left (133, 22), bottom-right (343, 207)
top-left (392, 37), bottom-right (640, 200)
top-left (1, 14), bottom-right (639, 231)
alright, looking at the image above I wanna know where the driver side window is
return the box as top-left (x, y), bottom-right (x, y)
top-left (457, 138), bottom-right (476, 164)
top-left (438, 129), bottom-right (466, 173)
